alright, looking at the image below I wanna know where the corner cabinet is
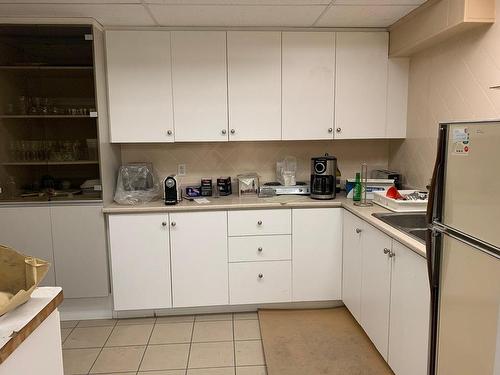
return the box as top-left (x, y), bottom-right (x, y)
top-left (108, 213), bottom-right (172, 310)
top-left (342, 210), bottom-right (430, 374)
top-left (292, 208), bottom-right (342, 301)
top-left (105, 30), bottom-right (174, 143)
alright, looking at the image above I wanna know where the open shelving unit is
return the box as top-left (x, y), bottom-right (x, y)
top-left (0, 25), bottom-right (102, 202)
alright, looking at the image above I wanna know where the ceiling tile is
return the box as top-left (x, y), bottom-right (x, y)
top-left (149, 4), bottom-right (326, 26)
top-left (315, 4), bottom-right (417, 27)
top-left (146, 0), bottom-right (329, 4)
top-left (0, 4), bottom-right (155, 26)
top-left (333, 0), bottom-right (425, 4)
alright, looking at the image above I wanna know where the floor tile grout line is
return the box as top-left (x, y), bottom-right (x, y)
top-left (86, 320), bottom-right (115, 375)
top-left (185, 316), bottom-right (196, 375)
top-left (136, 316), bottom-right (157, 373)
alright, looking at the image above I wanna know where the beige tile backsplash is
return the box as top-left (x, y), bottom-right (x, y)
top-left (389, 0), bottom-right (500, 189)
top-left (121, 140), bottom-right (390, 186)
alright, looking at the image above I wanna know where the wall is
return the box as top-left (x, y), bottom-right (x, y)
top-left (121, 140), bottom-right (389, 185)
top-left (389, 0), bottom-right (500, 189)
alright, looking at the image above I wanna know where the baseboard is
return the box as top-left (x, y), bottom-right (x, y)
top-left (59, 296), bottom-right (113, 321)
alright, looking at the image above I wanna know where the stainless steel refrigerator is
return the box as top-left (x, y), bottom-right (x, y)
top-left (427, 120), bottom-right (500, 375)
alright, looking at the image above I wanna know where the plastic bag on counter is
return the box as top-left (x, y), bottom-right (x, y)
top-left (277, 156), bottom-right (297, 186)
top-left (114, 163), bottom-right (161, 205)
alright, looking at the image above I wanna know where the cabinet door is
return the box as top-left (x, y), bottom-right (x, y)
top-left (227, 31), bottom-right (281, 141)
top-left (386, 58), bottom-right (409, 138)
top-left (108, 214), bottom-right (171, 310)
top-left (388, 241), bottom-right (430, 375)
top-left (0, 206), bottom-right (55, 286)
top-left (105, 31), bottom-right (174, 143)
top-left (50, 205), bottom-right (109, 298)
top-left (292, 208), bottom-right (342, 302)
top-left (360, 224), bottom-right (392, 360)
top-left (171, 31), bottom-right (228, 142)
top-left (342, 210), bottom-right (364, 322)
top-left (170, 211), bottom-right (228, 307)
top-left (282, 32), bottom-right (335, 140)
top-left (335, 32), bottom-right (388, 139)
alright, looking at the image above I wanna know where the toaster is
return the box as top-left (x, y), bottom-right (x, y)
top-left (163, 175), bottom-right (181, 205)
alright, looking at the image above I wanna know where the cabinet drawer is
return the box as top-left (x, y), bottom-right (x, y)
top-left (228, 209), bottom-right (291, 236)
top-left (229, 261), bottom-right (291, 304)
top-left (229, 235), bottom-right (291, 262)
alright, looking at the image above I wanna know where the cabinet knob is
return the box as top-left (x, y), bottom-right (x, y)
top-left (257, 220), bottom-right (263, 226)
top-left (167, 130), bottom-right (173, 136)
top-left (328, 127), bottom-right (333, 133)
top-left (336, 127), bottom-right (342, 133)
top-left (355, 228), bottom-right (362, 234)
top-left (162, 222), bottom-right (167, 227)
top-left (383, 248), bottom-right (390, 255)
top-left (389, 251), bottom-right (396, 258)
top-left (230, 129), bottom-right (236, 134)
top-left (257, 247), bottom-right (263, 252)
top-left (258, 273), bottom-right (264, 279)
top-left (221, 129), bottom-right (227, 135)
top-left (171, 221), bottom-right (176, 227)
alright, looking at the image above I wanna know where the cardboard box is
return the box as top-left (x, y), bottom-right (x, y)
top-left (0, 245), bottom-right (50, 316)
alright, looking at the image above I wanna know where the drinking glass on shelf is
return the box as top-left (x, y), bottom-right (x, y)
top-left (40, 97), bottom-right (50, 115)
top-left (17, 96), bottom-right (27, 115)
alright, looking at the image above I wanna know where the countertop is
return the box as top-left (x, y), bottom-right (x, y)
top-left (104, 195), bottom-right (427, 258)
top-left (0, 287), bottom-right (63, 364)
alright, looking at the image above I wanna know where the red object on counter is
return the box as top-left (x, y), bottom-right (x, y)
top-left (386, 186), bottom-right (404, 200)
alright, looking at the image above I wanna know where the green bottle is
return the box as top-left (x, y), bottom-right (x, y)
top-left (353, 172), bottom-right (362, 202)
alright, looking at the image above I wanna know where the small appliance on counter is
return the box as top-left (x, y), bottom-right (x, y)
top-left (259, 181), bottom-right (310, 197)
top-left (371, 169), bottom-right (402, 190)
top-left (163, 175), bottom-right (181, 205)
top-left (310, 154), bottom-right (336, 200)
top-left (237, 173), bottom-right (260, 197)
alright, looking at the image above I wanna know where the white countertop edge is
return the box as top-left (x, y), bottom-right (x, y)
top-left (103, 196), bottom-right (427, 258)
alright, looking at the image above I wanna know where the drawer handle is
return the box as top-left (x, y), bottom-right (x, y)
top-left (162, 222), bottom-right (167, 227)
top-left (258, 273), bottom-right (264, 279)
top-left (171, 221), bottom-right (177, 227)
top-left (257, 220), bottom-right (263, 226)
top-left (257, 247), bottom-right (263, 252)
top-left (389, 251), bottom-right (396, 258)
top-left (355, 228), bottom-right (362, 234)
top-left (383, 248), bottom-right (390, 255)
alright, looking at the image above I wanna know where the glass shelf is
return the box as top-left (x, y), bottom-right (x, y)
top-left (0, 114), bottom-right (97, 119)
top-left (1, 161), bottom-right (99, 166)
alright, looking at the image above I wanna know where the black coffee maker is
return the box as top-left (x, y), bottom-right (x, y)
top-left (310, 154), bottom-right (337, 200)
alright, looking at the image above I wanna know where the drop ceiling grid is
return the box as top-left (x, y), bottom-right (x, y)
top-left (0, 0), bottom-right (426, 27)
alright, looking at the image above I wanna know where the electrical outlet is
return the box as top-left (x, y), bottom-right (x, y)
top-left (177, 164), bottom-right (186, 176)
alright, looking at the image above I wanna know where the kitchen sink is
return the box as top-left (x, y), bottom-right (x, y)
top-left (372, 212), bottom-right (428, 244)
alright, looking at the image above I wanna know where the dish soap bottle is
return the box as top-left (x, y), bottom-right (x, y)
top-left (353, 172), bottom-right (362, 202)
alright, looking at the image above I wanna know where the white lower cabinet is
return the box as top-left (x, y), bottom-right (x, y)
top-left (108, 213), bottom-right (172, 310)
top-left (0, 206), bottom-right (55, 286)
top-left (360, 224), bottom-right (393, 360)
top-left (170, 211), bottom-right (228, 308)
top-left (229, 261), bottom-right (291, 304)
top-left (292, 208), bottom-right (342, 302)
top-left (388, 241), bottom-right (430, 375)
top-left (342, 209), bottom-right (430, 373)
top-left (50, 205), bottom-right (109, 298)
top-left (228, 235), bottom-right (291, 262)
top-left (342, 210), bottom-right (364, 322)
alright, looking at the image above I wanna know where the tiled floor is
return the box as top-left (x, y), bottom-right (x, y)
top-left (61, 312), bottom-right (267, 375)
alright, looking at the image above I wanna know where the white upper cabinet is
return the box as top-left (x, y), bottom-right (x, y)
top-left (292, 208), bottom-right (343, 302)
top-left (282, 32), bottom-right (335, 140)
top-left (171, 31), bottom-right (228, 142)
top-left (227, 32), bottom-right (281, 141)
top-left (105, 31), bottom-right (174, 143)
top-left (335, 32), bottom-right (389, 139)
